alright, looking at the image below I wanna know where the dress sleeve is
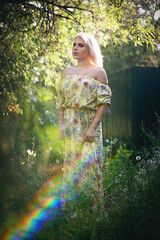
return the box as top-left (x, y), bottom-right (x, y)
top-left (56, 80), bottom-right (65, 109)
top-left (97, 83), bottom-right (112, 106)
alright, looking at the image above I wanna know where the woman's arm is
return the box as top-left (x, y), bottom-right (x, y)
top-left (83, 67), bottom-right (109, 142)
top-left (83, 104), bottom-right (108, 141)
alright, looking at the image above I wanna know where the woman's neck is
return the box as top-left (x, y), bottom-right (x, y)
top-left (76, 58), bottom-right (94, 68)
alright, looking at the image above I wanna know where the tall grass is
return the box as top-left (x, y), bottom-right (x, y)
top-left (1, 116), bottom-right (160, 240)
top-left (33, 116), bottom-right (160, 240)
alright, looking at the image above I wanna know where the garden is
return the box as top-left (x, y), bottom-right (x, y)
top-left (0, 1), bottom-right (160, 239)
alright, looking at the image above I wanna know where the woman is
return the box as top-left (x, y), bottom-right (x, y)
top-left (56, 32), bottom-right (111, 208)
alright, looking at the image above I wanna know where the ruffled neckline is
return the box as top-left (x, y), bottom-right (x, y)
top-left (62, 74), bottom-right (108, 86)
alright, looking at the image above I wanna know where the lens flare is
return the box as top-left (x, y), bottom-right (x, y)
top-left (1, 146), bottom-right (98, 240)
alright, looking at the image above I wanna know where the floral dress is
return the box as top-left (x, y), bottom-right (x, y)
top-left (56, 75), bottom-right (111, 204)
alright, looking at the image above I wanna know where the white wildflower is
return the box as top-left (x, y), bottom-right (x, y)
top-left (155, 151), bottom-right (160, 158)
top-left (139, 168), bottom-right (146, 174)
top-left (56, 160), bottom-right (60, 164)
top-left (147, 159), bottom-right (153, 164)
top-left (105, 139), bottom-right (109, 143)
top-left (27, 149), bottom-right (31, 155)
top-left (27, 149), bottom-right (36, 157)
top-left (123, 188), bottom-right (127, 192)
top-left (70, 212), bottom-right (77, 218)
top-left (136, 156), bottom-right (141, 161)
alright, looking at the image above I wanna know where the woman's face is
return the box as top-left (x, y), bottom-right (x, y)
top-left (72, 37), bottom-right (89, 60)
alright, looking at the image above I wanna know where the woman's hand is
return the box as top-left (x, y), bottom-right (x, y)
top-left (83, 127), bottom-right (96, 142)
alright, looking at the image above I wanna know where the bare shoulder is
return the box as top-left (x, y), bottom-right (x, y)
top-left (95, 67), bottom-right (108, 85)
top-left (61, 67), bottom-right (74, 80)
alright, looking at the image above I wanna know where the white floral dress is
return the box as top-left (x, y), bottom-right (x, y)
top-left (56, 75), bottom-right (111, 202)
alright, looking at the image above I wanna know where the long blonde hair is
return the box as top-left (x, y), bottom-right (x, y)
top-left (75, 32), bottom-right (103, 68)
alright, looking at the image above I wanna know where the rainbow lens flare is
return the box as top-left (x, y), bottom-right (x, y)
top-left (1, 147), bottom-right (98, 240)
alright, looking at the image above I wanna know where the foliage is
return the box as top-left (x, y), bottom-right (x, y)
top-left (1, 117), bottom-right (160, 239)
top-left (0, 1), bottom-right (160, 239)
top-left (103, 41), bottom-right (160, 74)
top-left (34, 116), bottom-right (160, 240)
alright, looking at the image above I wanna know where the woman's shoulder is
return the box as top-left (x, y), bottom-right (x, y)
top-left (94, 67), bottom-right (108, 85)
top-left (61, 67), bottom-right (75, 80)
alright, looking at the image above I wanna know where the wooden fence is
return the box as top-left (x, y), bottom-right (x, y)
top-left (102, 67), bottom-right (160, 146)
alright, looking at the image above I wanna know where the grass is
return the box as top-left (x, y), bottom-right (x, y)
top-left (1, 117), bottom-right (160, 240)
top-left (34, 117), bottom-right (160, 240)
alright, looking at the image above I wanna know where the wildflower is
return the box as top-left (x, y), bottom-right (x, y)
top-left (139, 168), bottom-right (146, 174)
top-left (56, 160), bottom-right (60, 164)
top-left (27, 149), bottom-right (36, 157)
top-left (62, 168), bottom-right (64, 171)
top-left (136, 156), bottom-right (141, 161)
top-left (70, 212), bottom-right (77, 218)
top-left (155, 151), bottom-right (160, 158)
top-left (147, 159), bottom-right (153, 164)
top-left (110, 141), bottom-right (113, 145)
top-left (119, 174), bottom-right (123, 177)
top-left (105, 139), bottom-right (109, 143)
top-left (123, 188), bottom-right (127, 192)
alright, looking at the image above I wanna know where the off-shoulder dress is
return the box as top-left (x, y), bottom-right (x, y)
top-left (56, 75), bottom-right (111, 200)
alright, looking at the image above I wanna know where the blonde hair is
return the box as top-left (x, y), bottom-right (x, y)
top-left (75, 32), bottom-right (103, 68)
